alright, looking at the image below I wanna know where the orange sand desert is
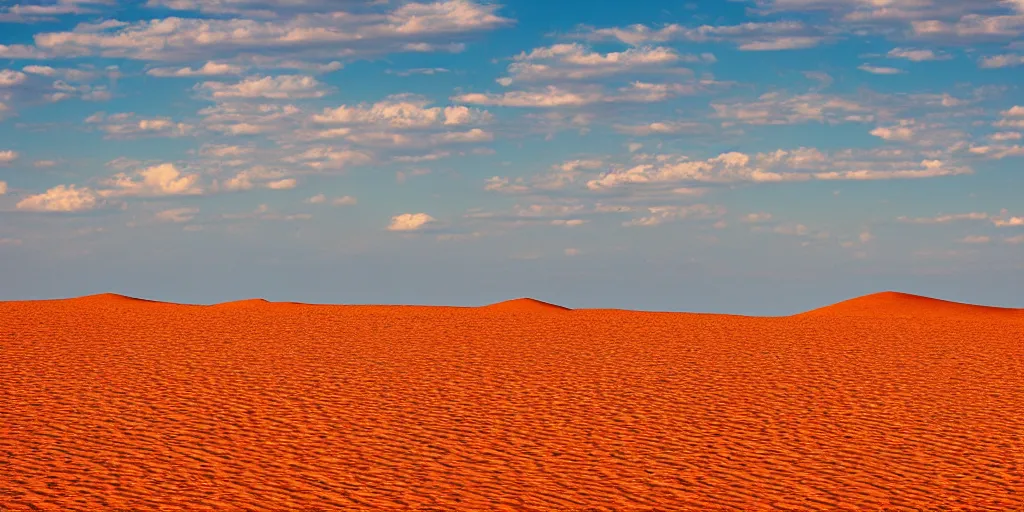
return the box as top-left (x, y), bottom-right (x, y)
top-left (1, 291), bottom-right (1022, 510)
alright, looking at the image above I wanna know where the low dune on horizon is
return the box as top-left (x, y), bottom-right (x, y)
top-left (2, 290), bottom-right (1022, 510)
top-left (10, 289), bottom-right (1024, 317)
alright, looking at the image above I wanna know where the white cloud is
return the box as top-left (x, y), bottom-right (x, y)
top-left (858, 64), bottom-right (905, 74)
top-left (388, 212), bottom-right (436, 231)
top-left (26, 1), bottom-right (511, 61)
top-left (958, 235), bottom-right (991, 244)
top-left (200, 144), bottom-right (253, 157)
top-left (990, 131), bottom-right (1022, 141)
top-left (218, 166), bottom-right (290, 191)
top-left (740, 37), bottom-right (823, 50)
top-left (1003, 105), bottom-right (1024, 117)
top-left (870, 120), bottom-right (916, 141)
top-left (333, 195), bottom-right (357, 206)
top-left (499, 43), bottom-right (688, 84)
top-left (90, 112), bottom-right (193, 139)
top-left (98, 163), bottom-right (203, 197)
top-left (197, 75), bottom-right (328, 99)
top-left (305, 193), bottom-right (326, 204)
top-left (711, 92), bottom-right (874, 126)
top-left (551, 219), bottom-right (587, 227)
top-left (199, 102), bottom-right (301, 134)
top-left (265, 178), bottom-right (296, 189)
top-left (313, 97), bottom-right (491, 129)
top-left (887, 48), bottom-right (951, 61)
top-left (613, 121), bottom-right (708, 136)
top-left (968, 144), bottom-right (1024, 159)
top-left (16, 185), bottom-right (100, 212)
top-left (912, 14), bottom-right (1024, 40)
top-left (155, 207), bottom-right (199, 223)
top-left (0, 150), bottom-right (18, 165)
top-left (588, 149), bottom-right (971, 190)
top-left (581, 21), bottom-right (825, 51)
top-left (1005, 234), bottom-right (1024, 244)
top-left (289, 147), bottom-right (373, 170)
top-left (623, 204), bottom-right (726, 227)
top-left (993, 216), bottom-right (1024, 227)
top-left (897, 212), bottom-right (989, 223)
top-left (742, 212), bottom-right (773, 223)
top-left (434, 128), bottom-right (493, 143)
top-left (453, 82), bottom-right (694, 108)
top-left (979, 54), bottom-right (1024, 68)
top-left (0, 70), bottom-right (28, 87)
top-left (148, 61), bottom-right (245, 77)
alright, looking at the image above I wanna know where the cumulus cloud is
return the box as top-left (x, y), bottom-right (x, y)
top-left (613, 121), bottom-right (709, 136)
top-left (498, 43), bottom-right (692, 85)
top-left (993, 215), bottom-right (1024, 227)
top-left (897, 212), bottom-right (989, 223)
top-left (623, 204), bottom-right (726, 227)
top-left (0, 70), bottom-right (28, 87)
top-left (199, 102), bottom-right (301, 135)
top-left (197, 75), bottom-right (328, 99)
top-left (0, 181), bottom-right (6, 195)
top-left (587, 149), bottom-right (971, 190)
top-left (453, 82), bottom-right (696, 108)
top-left (23, 1), bottom-right (511, 62)
top-left (711, 92), bottom-right (875, 126)
top-left (313, 96), bottom-right (491, 128)
top-left (870, 120), bottom-right (917, 141)
top-left (265, 178), bottom-right (296, 189)
top-left (288, 147), bottom-right (373, 170)
top-left (979, 54), bottom-right (1024, 68)
top-left (887, 48), bottom-right (951, 61)
top-left (912, 14), bottom-right (1024, 41)
top-left (858, 64), bottom-right (905, 74)
top-left (88, 112), bottom-right (193, 138)
top-left (16, 185), bottom-right (100, 212)
top-left (0, 150), bottom-right (18, 166)
top-left (217, 166), bottom-right (290, 191)
top-left (580, 21), bottom-right (826, 51)
top-left (98, 163), bottom-right (202, 197)
top-left (147, 61), bottom-right (245, 77)
top-left (155, 207), bottom-right (199, 222)
top-left (388, 212), bottom-right (436, 231)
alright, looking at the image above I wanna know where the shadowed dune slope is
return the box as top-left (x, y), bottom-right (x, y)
top-left (799, 291), bottom-right (1024, 319)
top-left (480, 297), bottom-right (572, 312)
top-left (1, 291), bottom-right (1022, 509)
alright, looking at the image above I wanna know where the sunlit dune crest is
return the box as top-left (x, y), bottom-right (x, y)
top-left (2, 291), bottom-right (1022, 509)
top-left (68, 293), bottom-right (169, 305)
top-left (800, 291), bottom-right (1024, 319)
top-left (480, 297), bottom-right (572, 312)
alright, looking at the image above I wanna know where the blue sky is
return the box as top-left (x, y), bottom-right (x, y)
top-left (1, 0), bottom-right (1022, 314)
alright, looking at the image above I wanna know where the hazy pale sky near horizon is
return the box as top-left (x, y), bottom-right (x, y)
top-left (0, 0), bottom-right (1022, 314)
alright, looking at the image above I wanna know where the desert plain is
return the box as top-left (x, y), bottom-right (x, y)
top-left (1, 291), bottom-right (1022, 510)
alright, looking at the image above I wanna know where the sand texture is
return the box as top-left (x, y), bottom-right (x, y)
top-left (1, 292), bottom-right (1022, 510)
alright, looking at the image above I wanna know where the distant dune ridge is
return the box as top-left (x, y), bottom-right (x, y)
top-left (26, 290), bottom-right (1024, 317)
top-left (800, 291), bottom-right (1024, 319)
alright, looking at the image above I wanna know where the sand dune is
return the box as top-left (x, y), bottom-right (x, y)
top-left (1, 291), bottom-right (1022, 510)
top-left (480, 297), bottom-right (572, 313)
top-left (801, 291), bottom-right (1024, 319)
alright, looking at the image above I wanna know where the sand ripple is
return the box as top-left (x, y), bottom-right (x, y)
top-left (1, 297), bottom-right (1022, 510)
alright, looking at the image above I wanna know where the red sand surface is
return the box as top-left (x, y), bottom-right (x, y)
top-left (1, 292), bottom-right (1022, 510)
